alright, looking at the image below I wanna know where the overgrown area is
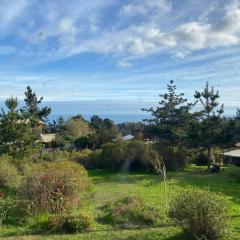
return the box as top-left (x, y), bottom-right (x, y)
top-left (0, 166), bottom-right (240, 239)
top-left (0, 82), bottom-right (239, 239)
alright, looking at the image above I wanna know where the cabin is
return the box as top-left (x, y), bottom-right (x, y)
top-left (40, 134), bottom-right (56, 148)
top-left (221, 149), bottom-right (240, 166)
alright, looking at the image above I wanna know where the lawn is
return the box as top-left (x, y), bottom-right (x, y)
top-left (0, 165), bottom-right (239, 240)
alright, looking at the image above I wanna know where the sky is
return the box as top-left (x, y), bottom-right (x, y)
top-left (0, 0), bottom-right (240, 120)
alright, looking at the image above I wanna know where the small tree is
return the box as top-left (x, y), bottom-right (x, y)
top-left (21, 86), bottom-right (51, 123)
top-left (0, 98), bottom-right (39, 159)
top-left (190, 82), bottom-right (224, 169)
top-left (142, 80), bottom-right (195, 148)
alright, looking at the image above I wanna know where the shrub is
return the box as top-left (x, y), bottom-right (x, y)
top-left (158, 147), bottom-right (186, 171)
top-left (168, 189), bottom-right (227, 240)
top-left (196, 152), bottom-right (209, 166)
top-left (101, 196), bottom-right (162, 227)
top-left (0, 156), bottom-right (21, 188)
top-left (70, 149), bottom-right (102, 170)
top-left (19, 160), bottom-right (91, 214)
top-left (47, 213), bottom-right (91, 233)
top-left (41, 150), bottom-right (68, 162)
top-left (100, 141), bottom-right (155, 171)
top-left (0, 194), bottom-right (25, 226)
top-left (62, 213), bottom-right (92, 233)
top-left (227, 165), bottom-right (240, 183)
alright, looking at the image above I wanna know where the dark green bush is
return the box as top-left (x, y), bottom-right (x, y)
top-left (19, 160), bottom-right (91, 214)
top-left (99, 141), bottom-right (155, 171)
top-left (196, 152), bottom-right (209, 166)
top-left (158, 147), bottom-right (186, 171)
top-left (101, 196), bottom-right (162, 227)
top-left (168, 189), bottom-right (227, 240)
top-left (227, 165), bottom-right (240, 183)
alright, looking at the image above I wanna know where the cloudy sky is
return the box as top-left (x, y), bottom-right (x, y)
top-left (0, 0), bottom-right (239, 118)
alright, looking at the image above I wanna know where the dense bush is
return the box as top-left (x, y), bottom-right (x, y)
top-left (41, 150), bottom-right (68, 162)
top-left (0, 156), bottom-right (21, 188)
top-left (196, 152), bottom-right (209, 166)
top-left (70, 149), bottom-right (102, 170)
top-left (99, 141), bottom-right (155, 171)
top-left (101, 196), bottom-right (162, 227)
top-left (71, 141), bottom-right (155, 171)
top-left (19, 160), bottom-right (91, 214)
top-left (156, 146), bottom-right (186, 171)
top-left (168, 189), bottom-right (227, 240)
top-left (47, 213), bottom-right (92, 233)
top-left (227, 165), bottom-right (240, 183)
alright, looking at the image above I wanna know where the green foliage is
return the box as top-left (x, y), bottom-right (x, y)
top-left (99, 141), bottom-right (155, 171)
top-left (19, 160), bottom-right (91, 214)
top-left (143, 80), bottom-right (194, 147)
top-left (21, 86), bottom-right (51, 122)
top-left (189, 82), bottom-right (224, 168)
top-left (156, 146), bottom-right (187, 171)
top-left (0, 156), bottom-right (21, 188)
top-left (0, 97), bottom-right (40, 159)
top-left (227, 165), bottom-right (240, 183)
top-left (102, 196), bottom-right (162, 227)
top-left (0, 193), bottom-right (26, 226)
top-left (90, 115), bottom-right (120, 147)
top-left (62, 213), bottom-right (92, 233)
top-left (41, 150), bottom-right (68, 162)
top-left (73, 141), bottom-right (155, 171)
top-left (70, 149), bottom-right (102, 169)
top-left (46, 213), bottom-right (92, 233)
top-left (195, 152), bottom-right (209, 166)
top-left (169, 189), bottom-right (227, 240)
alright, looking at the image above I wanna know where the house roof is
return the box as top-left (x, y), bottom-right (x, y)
top-left (235, 142), bottom-right (240, 148)
top-left (40, 134), bottom-right (56, 143)
top-left (122, 134), bottom-right (134, 141)
top-left (221, 149), bottom-right (240, 158)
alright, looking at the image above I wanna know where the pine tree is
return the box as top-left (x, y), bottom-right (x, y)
top-left (142, 80), bottom-right (195, 147)
top-left (190, 82), bottom-right (224, 169)
top-left (0, 97), bottom-right (39, 159)
top-left (21, 86), bottom-right (51, 123)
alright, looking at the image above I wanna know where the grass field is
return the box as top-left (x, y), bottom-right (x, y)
top-left (0, 165), bottom-right (239, 240)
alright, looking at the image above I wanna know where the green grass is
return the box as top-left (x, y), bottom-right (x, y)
top-left (0, 165), bottom-right (240, 239)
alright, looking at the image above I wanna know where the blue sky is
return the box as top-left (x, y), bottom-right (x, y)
top-left (0, 0), bottom-right (240, 119)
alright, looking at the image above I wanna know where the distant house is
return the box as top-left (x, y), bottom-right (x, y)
top-left (122, 134), bottom-right (134, 141)
top-left (40, 134), bottom-right (56, 148)
top-left (235, 142), bottom-right (240, 148)
top-left (220, 149), bottom-right (240, 166)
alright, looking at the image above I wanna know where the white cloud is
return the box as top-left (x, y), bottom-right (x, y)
top-left (0, 0), bottom-right (27, 32)
top-left (215, 8), bottom-right (240, 33)
top-left (120, 0), bottom-right (172, 17)
top-left (175, 22), bottom-right (209, 50)
top-left (0, 0), bottom-right (240, 63)
top-left (117, 60), bottom-right (134, 68)
top-left (59, 18), bottom-right (78, 34)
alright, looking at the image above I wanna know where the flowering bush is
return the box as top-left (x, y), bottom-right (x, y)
top-left (19, 160), bottom-right (91, 214)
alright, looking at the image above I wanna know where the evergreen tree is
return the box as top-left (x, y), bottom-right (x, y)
top-left (0, 97), bottom-right (39, 159)
top-left (142, 80), bottom-right (195, 147)
top-left (21, 86), bottom-right (51, 123)
top-left (189, 82), bottom-right (224, 169)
